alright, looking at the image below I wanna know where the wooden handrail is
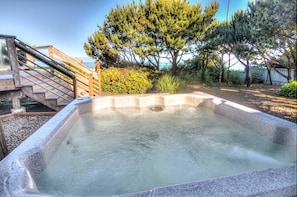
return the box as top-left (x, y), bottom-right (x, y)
top-left (0, 35), bottom-right (81, 103)
top-left (45, 45), bottom-right (102, 96)
top-left (14, 40), bottom-right (76, 81)
top-left (48, 46), bottom-right (92, 75)
top-left (34, 45), bottom-right (52, 50)
top-left (14, 39), bottom-right (78, 99)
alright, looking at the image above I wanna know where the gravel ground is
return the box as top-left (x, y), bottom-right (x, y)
top-left (0, 97), bottom-right (54, 115)
top-left (0, 98), bottom-right (55, 155)
top-left (1, 115), bottom-right (53, 153)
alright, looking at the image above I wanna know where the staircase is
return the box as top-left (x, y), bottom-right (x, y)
top-left (21, 73), bottom-right (74, 111)
top-left (1, 35), bottom-right (101, 111)
top-left (45, 45), bottom-right (102, 97)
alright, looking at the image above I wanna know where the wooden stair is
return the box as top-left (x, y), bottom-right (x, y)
top-left (21, 75), bottom-right (74, 111)
top-left (0, 36), bottom-right (101, 112)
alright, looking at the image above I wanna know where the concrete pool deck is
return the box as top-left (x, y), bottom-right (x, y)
top-left (0, 93), bottom-right (296, 196)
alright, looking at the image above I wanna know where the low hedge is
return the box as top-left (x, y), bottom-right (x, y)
top-left (101, 67), bottom-right (152, 94)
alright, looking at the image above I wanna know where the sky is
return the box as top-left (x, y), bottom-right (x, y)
top-left (0, 0), bottom-right (250, 61)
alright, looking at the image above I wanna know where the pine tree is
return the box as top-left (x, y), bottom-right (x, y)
top-left (248, 0), bottom-right (296, 81)
top-left (84, 0), bottom-right (219, 74)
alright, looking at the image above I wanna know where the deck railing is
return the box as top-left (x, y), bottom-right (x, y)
top-left (18, 40), bottom-right (77, 99)
top-left (36, 45), bottom-right (102, 96)
top-left (0, 35), bottom-right (102, 100)
top-left (0, 35), bottom-right (78, 99)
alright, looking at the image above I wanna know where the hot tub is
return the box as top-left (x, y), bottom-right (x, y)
top-left (0, 93), bottom-right (296, 196)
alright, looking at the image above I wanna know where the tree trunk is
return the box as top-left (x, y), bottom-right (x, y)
top-left (201, 55), bottom-right (206, 83)
top-left (226, 53), bottom-right (231, 83)
top-left (267, 67), bottom-right (273, 85)
top-left (219, 53), bottom-right (223, 87)
top-left (287, 68), bottom-right (291, 83)
top-left (171, 51), bottom-right (179, 75)
top-left (202, 53), bottom-right (209, 83)
top-left (235, 56), bottom-right (250, 87)
top-left (272, 66), bottom-right (289, 82)
top-left (293, 63), bottom-right (297, 81)
top-left (221, 62), bottom-right (225, 83)
top-left (245, 59), bottom-right (250, 87)
top-left (263, 60), bottom-right (273, 85)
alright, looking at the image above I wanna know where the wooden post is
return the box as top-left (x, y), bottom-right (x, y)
top-left (0, 118), bottom-right (8, 160)
top-left (48, 45), bottom-right (54, 59)
top-left (6, 37), bottom-right (21, 88)
top-left (25, 53), bottom-right (34, 68)
top-left (88, 73), bottom-right (94, 96)
top-left (73, 78), bottom-right (78, 98)
top-left (48, 46), bottom-right (54, 74)
top-left (96, 61), bottom-right (102, 96)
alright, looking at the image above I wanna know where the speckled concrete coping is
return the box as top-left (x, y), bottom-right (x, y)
top-left (0, 93), bottom-right (296, 197)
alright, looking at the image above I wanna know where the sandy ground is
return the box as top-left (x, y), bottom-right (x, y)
top-left (186, 84), bottom-right (296, 123)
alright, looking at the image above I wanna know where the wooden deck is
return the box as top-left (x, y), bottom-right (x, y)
top-left (0, 72), bottom-right (15, 92)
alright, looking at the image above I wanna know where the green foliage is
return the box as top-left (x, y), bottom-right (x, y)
top-left (156, 74), bottom-right (186, 94)
top-left (251, 68), bottom-right (263, 83)
top-left (84, 29), bottom-right (119, 68)
top-left (177, 70), bottom-right (199, 84)
top-left (85, 0), bottom-right (219, 73)
top-left (101, 67), bottom-right (152, 94)
top-left (247, 0), bottom-right (296, 82)
top-left (183, 52), bottom-right (220, 85)
top-left (276, 81), bottom-right (297, 98)
top-left (228, 71), bottom-right (243, 85)
top-left (204, 70), bottom-right (214, 86)
top-left (207, 65), bottom-right (220, 82)
top-left (196, 69), bottom-right (214, 86)
top-left (212, 0), bottom-right (297, 84)
top-left (146, 69), bottom-right (164, 86)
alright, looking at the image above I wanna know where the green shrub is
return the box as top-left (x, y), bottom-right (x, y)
top-left (204, 70), bottom-right (214, 86)
top-left (156, 74), bottom-right (186, 93)
top-left (147, 69), bottom-right (164, 87)
top-left (228, 71), bottom-right (243, 85)
top-left (276, 80), bottom-right (297, 98)
top-left (177, 70), bottom-right (199, 84)
top-left (101, 67), bottom-right (152, 94)
top-left (196, 70), bottom-right (214, 86)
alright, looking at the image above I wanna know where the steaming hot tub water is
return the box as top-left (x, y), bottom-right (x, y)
top-left (35, 106), bottom-right (295, 196)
